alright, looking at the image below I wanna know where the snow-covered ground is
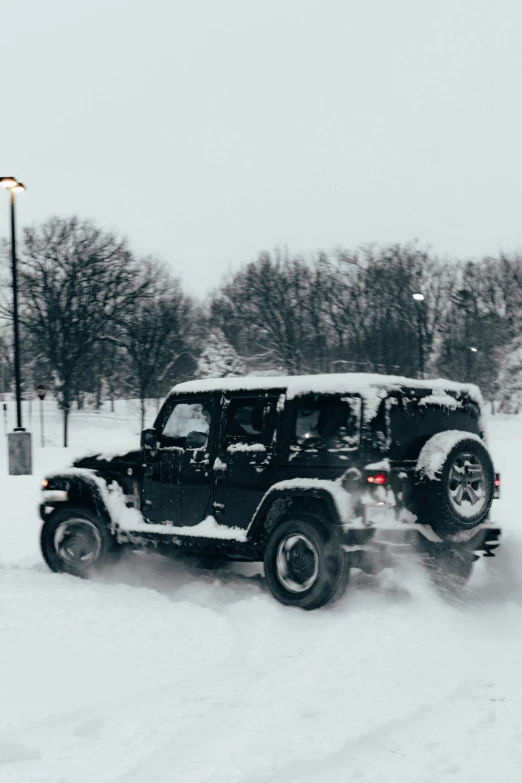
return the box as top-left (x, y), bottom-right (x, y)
top-left (1, 400), bottom-right (522, 782)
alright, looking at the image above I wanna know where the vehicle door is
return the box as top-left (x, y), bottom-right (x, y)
top-left (278, 394), bottom-right (363, 479)
top-left (213, 393), bottom-right (280, 529)
top-left (142, 396), bottom-right (215, 525)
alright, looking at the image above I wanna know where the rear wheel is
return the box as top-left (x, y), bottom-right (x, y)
top-left (264, 515), bottom-right (349, 609)
top-left (40, 507), bottom-right (124, 577)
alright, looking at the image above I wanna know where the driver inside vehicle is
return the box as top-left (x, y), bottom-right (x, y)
top-left (226, 401), bottom-right (265, 440)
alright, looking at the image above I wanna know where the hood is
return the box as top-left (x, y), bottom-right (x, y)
top-left (73, 449), bottom-right (143, 471)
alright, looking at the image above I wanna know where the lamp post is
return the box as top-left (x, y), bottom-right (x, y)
top-left (468, 346), bottom-right (478, 382)
top-left (0, 177), bottom-right (32, 475)
top-left (412, 293), bottom-right (425, 379)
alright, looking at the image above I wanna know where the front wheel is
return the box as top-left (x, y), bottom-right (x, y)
top-left (40, 507), bottom-right (124, 577)
top-left (264, 516), bottom-right (349, 609)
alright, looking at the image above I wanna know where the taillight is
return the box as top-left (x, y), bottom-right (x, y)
top-left (494, 473), bottom-right (500, 499)
top-left (367, 473), bottom-right (387, 485)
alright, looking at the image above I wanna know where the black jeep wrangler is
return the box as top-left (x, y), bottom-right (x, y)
top-left (39, 373), bottom-right (501, 609)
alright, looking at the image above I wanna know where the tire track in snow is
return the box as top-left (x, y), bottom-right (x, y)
top-left (101, 587), bottom-right (480, 783)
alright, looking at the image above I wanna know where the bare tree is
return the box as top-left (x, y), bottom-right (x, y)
top-left (212, 249), bottom-right (316, 374)
top-left (119, 261), bottom-right (196, 430)
top-left (437, 258), bottom-right (517, 401)
top-left (0, 330), bottom-right (12, 396)
top-left (17, 216), bottom-right (146, 446)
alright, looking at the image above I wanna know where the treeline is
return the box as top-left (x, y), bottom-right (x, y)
top-left (1, 216), bottom-right (522, 445)
top-left (212, 245), bottom-right (521, 407)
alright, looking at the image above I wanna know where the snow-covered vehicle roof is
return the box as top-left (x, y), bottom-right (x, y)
top-left (172, 372), bottom-right (481, 400)
top-left (171, 373), bottom-right (483, 423)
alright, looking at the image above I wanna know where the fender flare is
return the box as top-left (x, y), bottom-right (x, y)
top-left (246, 481), bottom-right (350, 545)
top-left (41, 469), bottom-right (115, 529)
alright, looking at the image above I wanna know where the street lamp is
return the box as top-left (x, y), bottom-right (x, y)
top-left (412, 293), bottom-right (425, 379)
top-left (1, 176), bottom-right (32, 475)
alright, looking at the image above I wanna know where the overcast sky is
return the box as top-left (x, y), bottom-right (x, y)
top-left (3, 0), bottom-right (522, 294)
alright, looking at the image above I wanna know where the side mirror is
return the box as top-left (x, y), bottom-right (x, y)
top-left (141, 428), bottom-right (157, 453)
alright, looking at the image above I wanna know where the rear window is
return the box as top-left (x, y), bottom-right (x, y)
top-left (288, 395), bottom-right (361, 465)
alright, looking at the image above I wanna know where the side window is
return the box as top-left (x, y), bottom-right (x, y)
top-left (292, 396), bottom-right (361, 453)
top-left (225, 398), bottom-right (276, 445)
top-left (161, 400), bottom-right (212, 449)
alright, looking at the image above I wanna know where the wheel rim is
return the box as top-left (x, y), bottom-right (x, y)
top-left (448, 452), bottom-right (487, 514)
top-left (275, 534), bottom-right (319, 593)
top-left (54, 519), bottom-right (102, 567)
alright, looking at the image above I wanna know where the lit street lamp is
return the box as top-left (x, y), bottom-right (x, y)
top-left (1, 177), bottom-right (32, 475)
top-left (412, 292), bottom-right (426, 379)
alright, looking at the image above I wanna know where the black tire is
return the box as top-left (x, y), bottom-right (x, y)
top-left (40, 507), bottom-right (124, 578)
top-left (415, 437), bottom-right (494, 537)
top-left (263, 515), bottom-right (349, 610)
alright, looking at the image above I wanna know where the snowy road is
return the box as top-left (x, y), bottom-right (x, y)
top-left (1, 404), bottom-right (522, 782)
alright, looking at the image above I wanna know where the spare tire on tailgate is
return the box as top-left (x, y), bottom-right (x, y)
top-left (414, 431), bottom-right (494, 537)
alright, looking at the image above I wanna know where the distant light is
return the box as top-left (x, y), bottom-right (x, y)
top-left (412, 293), bottom-right (425, 301)
top-left (470, 347), bottom-right (478, 353)
top-left (0, 177), bottom-right (18, 189)
top-left (11, 183), bottom-right (25, 192)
